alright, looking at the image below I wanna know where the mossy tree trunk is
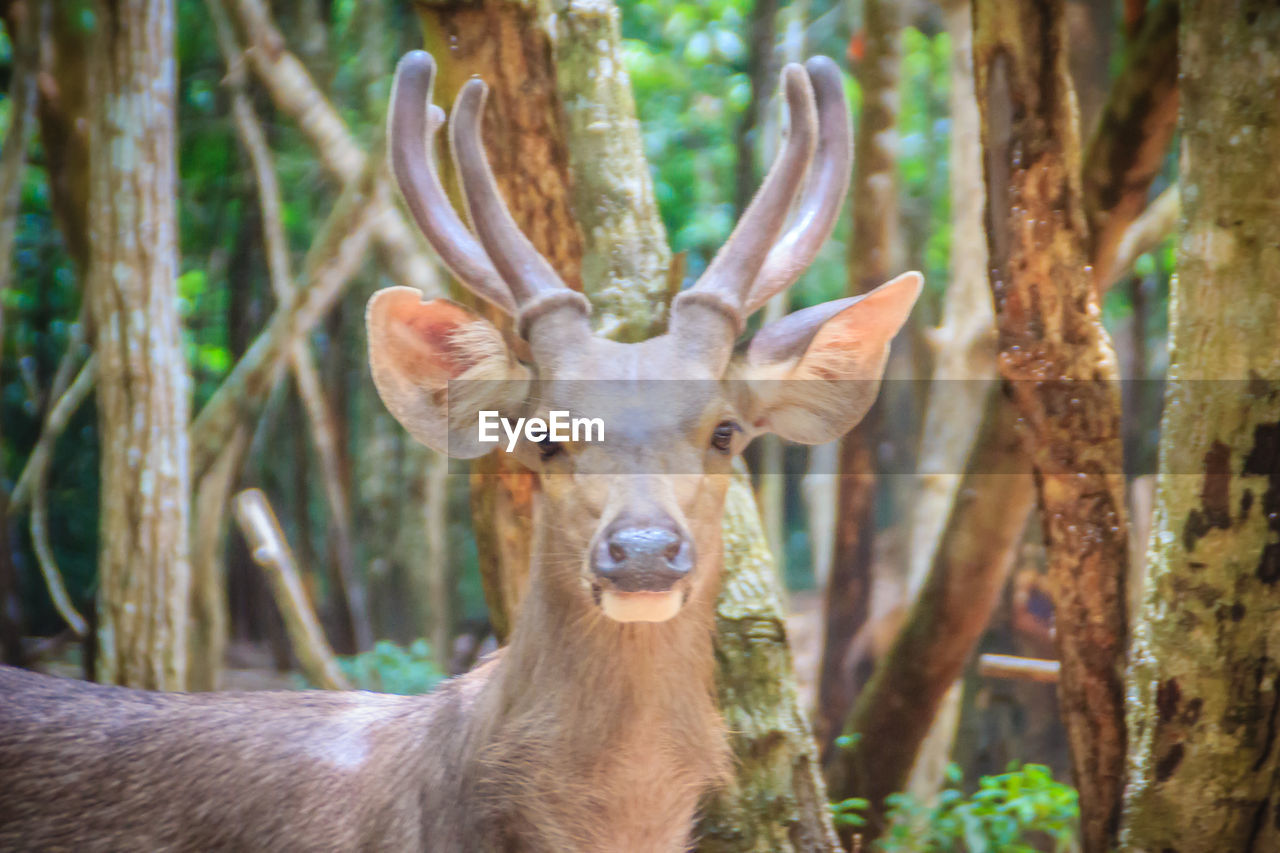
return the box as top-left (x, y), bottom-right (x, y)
top-left (86, 0), bottom-right (192, 690)
top-left (973, 2), bottom-right (1130, 850)
top-left (1121, 4), bottom-right (1280, 850)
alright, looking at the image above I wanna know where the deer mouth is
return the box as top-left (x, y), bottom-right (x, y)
top-left (593, 587), bottom-right (687, 623)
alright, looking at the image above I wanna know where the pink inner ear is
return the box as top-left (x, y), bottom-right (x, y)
top-left (799, 315), bottom-right (869, 381)
top-left (796, 271), bottom-right (922, 380)
top-left (381, 295), bottom-right (484, 386)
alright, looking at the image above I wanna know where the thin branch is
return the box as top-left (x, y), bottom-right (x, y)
top-left (9, 352), bottom-right (94, 513)
top-left (29, 457), bottom-right (87, 637)
top-left (209, 0), bottom-right (371, 650)
top-left (1104, 184), bottom-right (1179, 289)
top-left (232, 488), bottom-right (351, 690)
top-left (221, 0), bottom-right (439, 297)
top-left (189, 157), bottom-right (382, 479)
top-left (1083, 0), bottom-right (1178, 286)
top-left (977, 653), bottom-right (1061, 683)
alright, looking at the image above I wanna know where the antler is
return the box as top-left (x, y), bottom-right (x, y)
top-left (388, 51), bottom-right (589, 347)
top-left (744, 57), bottom-right (852, 314)
top-left (672, 57), bottom-right (851, 347)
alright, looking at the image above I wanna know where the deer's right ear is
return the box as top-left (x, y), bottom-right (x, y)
top-left (736, 272), bottom-right (922, 444)
top-left (367, 287), bottom-right (530, 457)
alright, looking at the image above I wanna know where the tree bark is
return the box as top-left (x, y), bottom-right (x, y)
top-left (974, 3), bottom-right (1130, 850)
top-left (1121, 4), bottom-right (1280, 849)
top-left (814, 0), bottom-right (903, 756)
top-left (550, 0), bottom-right (673, 340)
top-left (86, 0), bottom-right (191, 690)
top-left (414, 0), bottom-right (585, 645)
top-left (825, 395), bottom-right (1035, 840)
top-left (698, 471), bottom-right (841, 853)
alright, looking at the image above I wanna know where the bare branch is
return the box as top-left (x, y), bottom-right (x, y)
top-left (189, 158), bottom-right (381, 479)
top-left (9, 353), bottom-right (94, 513)
top-left (209, 0), bottom-right (371, 651)
top-left (29, 456), bottom-right (87, 637)
top-left (1104, 184), bottom-right (1178, 289)
top-left (1083, 0), bottom-right (1178, 285)
top-left (221, 0), bottom-right (439, 297)
top-left (978, 653), bottom-right (1061, 683)
top-left (232, 488), bottom-right (351, 691)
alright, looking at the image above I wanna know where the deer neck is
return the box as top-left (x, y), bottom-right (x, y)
top-left (463, 528), bottom-right (730, 848)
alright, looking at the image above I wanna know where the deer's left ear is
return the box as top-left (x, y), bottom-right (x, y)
top-left (367, 287), bottom-right (530, 457)
top-left (735, 272), bottom-right (922, 444)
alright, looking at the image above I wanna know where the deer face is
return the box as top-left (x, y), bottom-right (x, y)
top-left (367, 52), bottom-right (921, 624)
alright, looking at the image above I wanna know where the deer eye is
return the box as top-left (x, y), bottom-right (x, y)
top-left (710, 421), bottom-right (740, 453)
top-left (537, 436), bottom-right (563, 461)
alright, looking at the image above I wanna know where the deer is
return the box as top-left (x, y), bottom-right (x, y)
top-left (0, 51), bottom-right (921, 852)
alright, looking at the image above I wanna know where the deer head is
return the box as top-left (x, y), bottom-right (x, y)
top-left (368, 51), bottom-right (920, 625)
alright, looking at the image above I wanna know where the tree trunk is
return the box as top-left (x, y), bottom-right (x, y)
top-left (814, 0), bottom-right (903, 755)
top-left (825, 395), bottom-right (1035, 840)
top-left (904, 0), bottom-right (996, 617)
top-left (974, 3), bottom-right (1130, 850)
top-left (414, 0), bottom-right (585, 643)
top-left (1081, 0), bottom-right (1178, 289)
top-left (698, 470), bottom-right (841, 853)
top-left (1121, 4), bottom-right (1280, 849)
top-left (33, 1), bottom-right (92, 277)
top-left (550, 0), bottom-right (673, 340)
top-left (733, 0), bottom-right (780, 220)
top-left (86, 0), bottom-right (191, 690)
top-left (898, 0), bottom-right (1000, 802)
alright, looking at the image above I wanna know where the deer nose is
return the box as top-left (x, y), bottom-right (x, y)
top-left (592, 522), bottom-right (694, 592)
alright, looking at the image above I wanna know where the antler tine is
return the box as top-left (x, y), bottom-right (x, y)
top-left (450, 79), bottom-right (591, 342)
top-left (743, 57), bottom-right (852, 315)
top-left (388, 52), bottom-right (516, 315)
top-left (674, 63), bottom-right (818, 333)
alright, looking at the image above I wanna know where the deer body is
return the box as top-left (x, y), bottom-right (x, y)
top-left (1, 50), bottom-right (920, 851)
top-left (0, 589), bottom-right (723, 851)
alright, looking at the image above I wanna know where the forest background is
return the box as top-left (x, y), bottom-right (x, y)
top-left (3, 0), bottom-right (1275, 851)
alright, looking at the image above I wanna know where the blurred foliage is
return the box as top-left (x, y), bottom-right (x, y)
top-left (325, 639), bottom-right (446, 695)
top-left (834, 762), bottom-right (1079, 852)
